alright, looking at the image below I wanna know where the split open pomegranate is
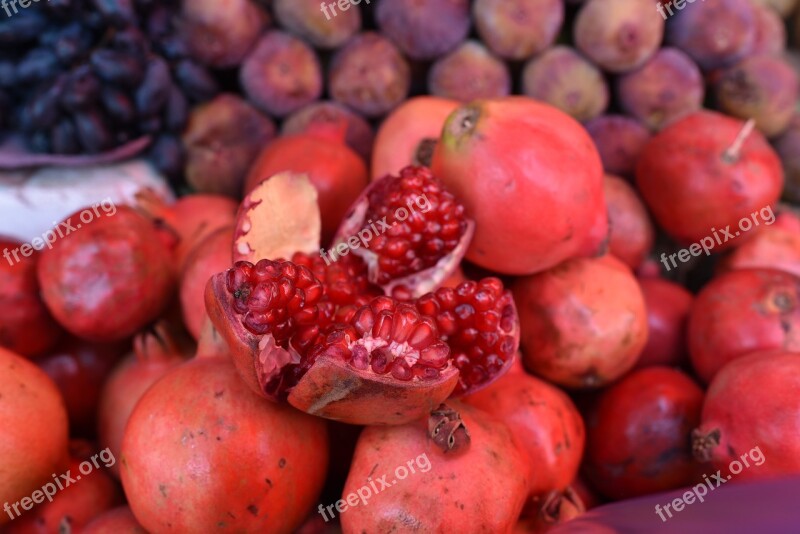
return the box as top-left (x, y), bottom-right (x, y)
top-left (205, 256), bottom-right (518, 425)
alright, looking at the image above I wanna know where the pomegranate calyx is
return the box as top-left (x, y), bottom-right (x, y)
top-left (691, 428), bottom-right (722, 462)
top-left (428, 403), bottom-right (471, 453)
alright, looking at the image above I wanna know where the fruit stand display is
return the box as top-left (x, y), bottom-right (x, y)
top-left (2, 0), bottom-right (800, 532)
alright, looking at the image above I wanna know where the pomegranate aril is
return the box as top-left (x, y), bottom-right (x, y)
top-left (419, 367), bottom-right (441, 380)
top-left (476, 311), bottom-right (500, 332)
top-left (435, 287), bottom-right (457, 309)
top-left (373, 311), bottom-right (394, 340)
top-left (253, 259), bottom-right (280, 282)
top-left (419, 341), bottom-right (450, 368)
top-left (353, 307), bottom-right (375, 336)
top-left (455, 303), bottom-right (475, 322)
top-left (391, 305), bottom-right (419, 342)
top-left (391, 359), bottom-right (413, 381)
top-left (456, 281), bottom-right (477, 301)
top-left (293, 306), bottom-right (318, 325)
top-left (479, 332), bottom-right (499, 351)
top-left (500, 336), bottom-right (516, 356)
top-left (370, 349), bottom-right (391, 374)
top-left (243, 312), bottom-right (271, 335)
top-left (417, 294), bottom-right (439, 316)
top-left (371, 296), bottom-right (396, 313)
top-left (408, 320), bottom-right (437, 349)
top-left (350, 345), bottom-right (369, 370)
top-left (247, 282), bottom-right (278, 312)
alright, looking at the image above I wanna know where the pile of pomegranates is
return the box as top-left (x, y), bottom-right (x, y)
top-left (4, 0), bottom-right (800, 532)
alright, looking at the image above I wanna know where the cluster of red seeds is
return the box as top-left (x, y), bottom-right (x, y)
top-left (365, 166), bottom-right (468, 284)
top-left (416, 278), bottom-right (517, 395)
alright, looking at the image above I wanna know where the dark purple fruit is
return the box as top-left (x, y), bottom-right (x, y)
top-left (135, 57), bottom-right (172, 117)
top-left (665, 0), bottom-right (757, 70)
top-left (90, 49), bottom-right (144, 87)
top-left (62, 66), bottom-right (101, 111)
top-left (752, 2), bottom-right (787, 56)
top-left (617, 47), bottom-right (704, 131)
top-left (329, 32), bottom-right (411, 118)
top-left (51, 119), bottom-right (80, 155)
top-left (714, 55), bottom-right (799, 137)
top-left (375, 0), bottom-right (470, 60)
top-left (574, 0), bottom-right (664, 73)
top-left (173, 59), bottom-right (219, 102)
top-left (274, 0), bottom-right (360, 49)
top-left (774, 113), bottom-right (800, 202)
top-left (16, 48), bottom-right (60, 84)
top-left (240, 30), bottom-right (323, 118)
top-left (585, 115), bottom-right (652, 177)
top-left (74, 109), bottom-right (113, 154)
top-left (148, 134), bottom-right (185, 178)
top-left (521, 45), bottom-right (609, 122)
top-left (100, 88), bottom-right (136, 124)
top-left (428, 41), bottom-right (511, 103)
top-left (473, 0), bottom-right (564, 60)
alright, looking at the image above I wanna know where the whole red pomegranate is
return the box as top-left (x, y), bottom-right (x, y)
top-left (604, 174), bottom-right (654, 270)
top-left (0, 237), bottom-right (63, 357)
top-left (340, 402), bottom-right (529, 533)
top-left (0, 346), bottom-right (69, 523)
top-left (180, 226), bottom-right (234, 340)
top-left (97, 322), bottom-right (192, 478)
top-left (514, 255), bottom-right (648, 388)
top-left (243, 123), bottom-right (369, 244)
top-left (120, 329), bottom-right (329, 533)
top-left (584, 367), bottom-right (704, 500)
top-left (687, 268), bottom-right (800, 383)
top-left (514, 488), bottom-right (586, 534)
top-left (371, 96), bottom-right (459, 180)
top-left (432, 96), bottom-right (608, 275)
top-left (7, 441), bottom-right (122, 534)
top-left (38, 337), bottom-right (127, 437)
top-left (634, 278), bottom-right (693, 370)
top-left (718, 211), bottom-right (800, 278)
top-left (37, 206), bottom-right (175, 342)
top-left (636, 111), bottom-right (783, 249)
top-left (82, 507), bottom-right (145, 534)
top-left (693, 351), bottom-right (799, 479)
top-left (465, 370), bottom-right (585, 500)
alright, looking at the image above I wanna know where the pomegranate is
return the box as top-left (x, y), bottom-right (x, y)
top-left (332, 165), bottom-right (473, 298)
top-left (120, 327), bottom-right (329, 533)
top-left (687, 268), bottom-right (800, 383)
top-left (515, 255), bottom-right (648, 388)
top-left (340, 402), bottom-right (529, 533)
top-left (584, 367), bottom-right (704, 500)
top-left (97, 321), bottom-right (192, 478)
top-left (693, 351), bottom-right (799, 479)
top-left (432, 96), bottom-right (607, 275)
top-left (514, 488), bottom-right (585, 533)
top-left (243, 123), bottom-right (369, 244)
top-left (465, 369), bottom-right (585, 499)
top-left (82, 507), bottom-right (145, 534)
top-left (634, 278), bottom-right (693, 370)
top-left (7, 441), bottom-right (122, 533)
top-left (604, 174), bottom-right (655, 270)
top-left (37, 337), bottom-right (127, 437)
top-left (206, 255), bottom-right (518, 424)
top-left (135, 191), bottom-right (238, 271)
top-left (180, 226), bottom-right (234, 340)
top-left (0, 237), bottom-right (63, 357)
top-left (36, 206), bottom-right (175, 342)
top-left (636, 111), bottom-right (783, 249)
top-left (371, 96), bottom-right (459, 180)
top-left (0, 347), bottom-right (69, 523)
top-left (718, 212), bottom-right (800, 278)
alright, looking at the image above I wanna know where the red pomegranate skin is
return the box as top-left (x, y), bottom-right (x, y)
top-left (371, 96), bottom-right (459, 180)
top-left (432, 96), bottom-right (608, 275)
top-left (604, 174), bottom-right (654, 270)
top-left (584, 367), bottom-right (704, 500)
top-left (636, 111), bottom-right (783, 249)
top-left (7, 445), bottom-right (123, 534)
top-left (687, 268), bottom-right (800, 383)
top-left (0, 347), bottom-right (69, 524)
top-left (718, 218), bottom-right (800, 278)
top-left (120, 350), bottom-right (329, 533)
top-left (634, 278), bottom-right (693, 370)
top-left (180, 226), bottom-right (234, 340)
top-left (0, 237), bottom-right (63, 357)
top-left (465, 370), bottom-right (585, 499)
top-left (36, 206), bottom-right (175, 342)
top-left (82, 507), bottom-right (146, 534)
top-left (37, 337), bottom-right (127, 437)
top-left (514, 255), bottom-right (648, 388)
top-left (340, 402), bottom-right (529, 533)
top-left (694, 351), bottom-right (800, 479)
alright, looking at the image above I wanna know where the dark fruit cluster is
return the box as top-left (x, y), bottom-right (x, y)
top-left (0, 0), bottom-right (219, 176)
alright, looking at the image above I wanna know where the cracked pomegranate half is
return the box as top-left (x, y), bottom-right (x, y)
top-left (331, 165), bottom-right (474, 298)
top-left (205, 257), bottom-right (519, 425)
